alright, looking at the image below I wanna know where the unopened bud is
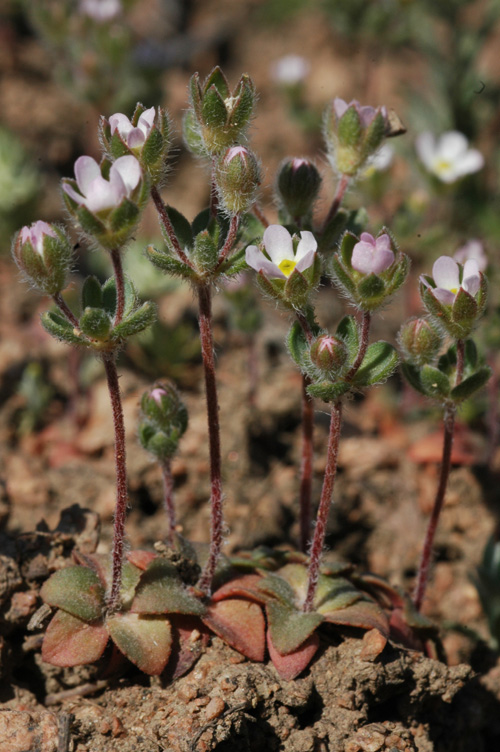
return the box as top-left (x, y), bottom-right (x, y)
top-left (310, 335), bottom-right (347, 373)
top-left (13, 221), bottom-right (73, 295)
top-left (398, 318), bottom-right (443, 366)
top-left (215, 146), bottom-right (260, 215)
top-left (276, 158), bottom-right (321, 220)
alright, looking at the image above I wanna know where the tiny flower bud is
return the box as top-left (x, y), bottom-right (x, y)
top-left (215, 146), bottom-right (260, 215)
top-left (310, 335), bottom-right (347, 373)
top-left (13, 221), bottom-right (73, 295)
top-left (398, 318), bottom-right (443, 366)
top-left (139, 382), bottom-right (188, 462)
top-left (276, 158), bottom-right (322, 220)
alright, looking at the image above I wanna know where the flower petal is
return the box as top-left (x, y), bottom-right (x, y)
top-left (138, 107), bottom-right (155, 135)
top-left (359, 105), bottom-right (376, 127)
top-left (359, 232), bottom-right (375, 245)
top-left (451, 149), bottom-right (484, 178)
top-left (84, 176), bottom-right (122, 212)
top-left (74, 156), bottom-right (101, 195)
top-left (263, 225), bottom-right (293, 265)
top-left (432, 256), bottom-right (459, 291)
top-left (245, 245), bottom-right (285, 278)
top-left (295, 231), bottom-right (317, 262)
top-left (111, 155), bottom-right (141, 193)
top-left (437, 131), bottom-right (468, 161)
top-left (375, 233), bottom-right (391, 252)
top-left (351, 240), bottom-right (377, 274)
top-left (333, 97), bottom-right (349, 119)
top-left (371, 248), bottom-right (394, 273)
top-left (295, 249), bottom-right (316, 273)
top-left (462, 259), bottom-right (480, 295)
top-left (109, 113), bottom-right (133, 138)
top-left (415, 132), bottom-right (436, 169)
top-left (433, 287), bottom-right (456, 305)
top-left (62, 181), bottom-right (85, 206)
top-left (127, 128), bottom-right (147, 148)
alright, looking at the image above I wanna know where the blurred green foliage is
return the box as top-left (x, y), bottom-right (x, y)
top-left (0, 128), bottom-right (40, 244)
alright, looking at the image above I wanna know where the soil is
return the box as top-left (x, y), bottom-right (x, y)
top-left (1, 1), bottom-right (500, 750)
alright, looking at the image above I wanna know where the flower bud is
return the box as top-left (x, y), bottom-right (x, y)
top-left (276, 158), bottom-right (321, 220)
top-left (215, 146), bottom-right (260, 215)
top-left (13, 221), bottom-right (73, 295)
top-left (398, 318), bottom-right (443, 366)
top-left (139, 382), bottom-right (188, 462)
top-left (310, 335), bottom-right (347, 373)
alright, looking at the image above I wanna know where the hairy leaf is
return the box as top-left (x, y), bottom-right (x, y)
top-left (42, 610), bottom-right (108, 667)
top-left (107, 612), bottom-right (172, 675)
top-left (203, 599), bottom-right (265, 661)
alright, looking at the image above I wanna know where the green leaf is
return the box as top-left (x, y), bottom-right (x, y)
top-left (122, 276), bottom-right (137, 317)
top-left (191, 208), bottom-right (211, 236)
top-left (401, 362), bottom-right (427, 396)
top-left (193, 230), bottom-right (219, 272)
top-left (307, 380), bottom-right (351, 401)
top-left (42, 610), bottom-right (108, 667)
top-left (287, 321), bottom-right (310, 368)
top-left (112, 301), bottom-right (157, 339)
top-left (258, 573), bottom-right (296, 605)
top-left (336, 315), bottom-right (359, 361)
top-left (321, 599), bottom-right (389, 637)
top-left (102, 277), bottom-right (117, 315)
top-left (266, 601), bottom-right (323, 655)
top-left (203, 66), bottom-right (230, 98)
top-left (420, 365), bottom-right (450, 398)
top-left (81, 276), bottom-right (103, 309)
top-left (164, 206), bottom-right (193, 251)
top-left (80, 308), bottom-right (112, 341)
top-left (41, 311), bottom-right (84, 346)
top-left (450, 366), bottom-right (491, 402)
top-left (106, 612), bottom-right (172, 675)
top-left (352, 341), bottom-right (399, 386)
top-left (464, 339), bottom-right (478, 369)
top-left (314, 575), bottom-right (363, 613)
top-left (146, 246), bottom-right (196, 280)
top-left (41, 566), bottom-right (105, 622)
top-left (201, 85), bottom-right (227, 128)
top-left (131, 559), bottom-right (205, 616)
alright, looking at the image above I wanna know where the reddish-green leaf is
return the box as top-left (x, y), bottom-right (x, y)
top-left (126, 550), bottom-right (157, 571)
top-left (41, 566), bottom-right (105, 622)
top-left (203, 599), bottom-right (265, 661)
top-left (165, 615), bottom-right (210, 681)
top-left (131, 559), bottom-right (205, 616)
top-left (267, 630), bottom-right (319, 681)
top-left (321, 599), bottom-right (390, 637)
top-left (314, 574), bottom-right (362, 612)
top-left (211, 574), bottom-right (266, 604)
top-left (42, 610), bottom-right (108, 667)
top-left (106, 612), bottom-right (172, 675)
top-left (266, 600), bottom-right (323, 655)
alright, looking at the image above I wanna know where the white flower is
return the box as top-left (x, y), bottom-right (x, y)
top-left (453, 239), bottom-right (487, 272)
top-left (63, 155), bottom-right (141, 213)
top-left (422, 256), bottom-right (481, 305)
top-left (364, 144), bottom-right (394, 176)
top-left (20, 221), bottom-right (56, 255)
top-left (351, 233), bottom-right (394, 275)
top-left (109, 108), bottom-right (156, 149)
top-left (79, 0), bottom-right (122, 21)
top-left (246, 225), bottom-right (317, 280)
top-left (271, 55), bottom-right (310, 86)
top-left (415, 131), bottom-right (484, 184)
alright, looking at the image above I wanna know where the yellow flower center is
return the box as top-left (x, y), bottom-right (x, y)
top-left (435, 159), bottom-right (451, 175)
top-left (278, 258), bottom-right (297, 277)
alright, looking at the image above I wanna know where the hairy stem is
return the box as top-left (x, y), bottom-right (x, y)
top-left (346, 310), bottom-right (371, 380)
top-left (161, 458), bottom-right (176, 547)
top-left (151, 185), bottom-right (193, 268)
top-left (196, 283), bottom-right (224, 595)
top-left (413, 338), bottom-right (465, 611)
top-left (53, 293), bottom-right (79, 329)
top-left (303, 400), bottom-right (342, 611)
top-left (210, 158), bottom-right (219, 219)
top-left (252, 203), bottom-right (270, 228)
top-left (300, 375), bottom-right (315, 553)
top-left (321, 174), bottom-right (349, 235)
top-left (110, 248), bottom-right (125, 326)
top-left (214, 215), bottom-right (240, 271)
top-left (102, 353), bottom-right (128, 613)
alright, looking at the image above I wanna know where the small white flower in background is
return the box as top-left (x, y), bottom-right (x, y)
top-left (271, 55), bottom-right (310, 86)
top-left (63, 155), bottom-right (141, 213)
top-left (20, 221), bottom-right (56, 254)
top-left (351, 233), bottom-right (394, 275)
top-left (415, 131), bottom-right (484, 184)
top-left (109, 108), bottom-right (156, 149)
top-left (453, 239), bottom-right (487, 272)
top-left (364, 144), bottom-right (394, 176)
top-left (79, 0), bottom-right (122, 21)
top-left (246, 225), bottom-right (317, 279)
top-left (421, 256), bottom-right (481, 305)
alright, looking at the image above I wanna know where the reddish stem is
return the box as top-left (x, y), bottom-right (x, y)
top-left (346, 311), bottom-right (371, 380)
top-left (161, 458), bottom-right (176, 547)
top-left (151, 185), bottom-right (193, 268)
top-left (214, 215), bottom-right (240, 271)
top-left (53, 293), bottom-right (79, 329)
top-left (252, 203), bottom-right (270, 228)
top-left (413, 338), bottom-right (465, 611)
top-left (196, 283), bottom-right (224, 595)
top-left (102, 353), bottom-right (128, 613)
top-left (300, 375), bottom-right (315, 553)
top-left (210, 158), bottom-right (219, 219)
top-left (303, 400), bottom-right (342, 611)
top-left (110, 248), bottom-right (125, 326)
top-left (321, 174), bottom-right (349, 235)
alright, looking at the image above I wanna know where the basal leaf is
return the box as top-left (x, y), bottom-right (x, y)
top-left (131, 559), bottom-right (205, 616)
top-left (211, 574), bottom-right (267, 604)
top-left (321, 599), bottom-right (389, 638)
top-left (107, 612), bottom-right (172, 675)
top-left (164, 615), bottom-right (211, 681)
top-left (267, 630), bottom-right (319, 681)
top-left (42, 610), bottom-right (108, 667)
top-left (203, 599), bottom-right (265, 661)
top-left (266, 600), bottom-right (323, 655)
top-left (41, 566), bottom-right (105, 622)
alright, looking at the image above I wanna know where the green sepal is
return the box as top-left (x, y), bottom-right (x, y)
top-left (339, 232), bottom-right (357, 267)
top-left (452, 288), bottom-right (478, 325)
top-left (204, 66), bottom-right (230, 99)
top-left (82, 276), bottom-right (103, 309)
top-left (80, 308), bottom-right (112, 341)
top-left (356, 273), bottom-right (385, 300)
top-left (193, 230), bottom-right (219, 272)
top-left (182, 110), bottom-right (206, 157)
top-left (41, 311), bottom-right (84, 346)
top-left (163, 206), bottom-right (193, 251)
top-left (287, 321), bottom-right (310, 368)
top-left (450, 366), bottom-right (491, 402)
top-left (266, 601), bottom-right (323, 655)
top-left (141, 128), bottom-right (164, 170)
top-left (476, 273), bottom-right (488, 318)
top-left (385, 252), bottom-right (410, 296)
top-left (76, 206), bottom-right (107, 238)
top-left (109, 130), bottom-right (131, 159)
top-left (329, 254), bottom-right (356, 298)
top-left (256, 271), bottom-right (286, 304)
top-left (338, 106), bottom-right (362, 147)
top-left (228, 76), bottom-right (255, 131)
top-left (146, 246), bottom-right (196, 280)
top-left (336, 315), bottom-right (360, 362)
top-left (189, 73), bottom-right (203, 118)
top-left (352, 341), bottom-right (398, 387)
top-left (202, 85), bottom-right (227, 129)
top-left (40, 566), bottom-right (104, 622)
top-left (421, 287), bottom-right (453, 327)
top-left (109, 198), bottom-right (139, 234)
top-left (307, 380), bottom-right (351, 402)
top-left (284, 268), bottom-right (311, 308)
top-left (139, 424), bottom-right (179, 460)
top-left (419, 364), bottom-right (451, 398)
top-left (363, 111), bottom-right (386, 156)
top-left (112, 301), bottom-right (157, 339)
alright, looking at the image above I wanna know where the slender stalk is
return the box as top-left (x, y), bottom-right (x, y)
top-left (110, 248), bottom-right (125, 326)
top-left (53, 293), bottom-right (79, 329)
top-left (346, 310), bottom-right (371, 380)
top-left (161, 458), bottom-right (176, 547)
top-left (196, 282), bottom-right (224, 595)
top-left (252, 203), bottom-right (270, 228)
top-left (413, 338), bottom-right (465, 611)
top-left (303, 400), bottom-right (342, 611)
top-left (210, 158), bottom-right (219, 219)
top-left (299, 375), bottom-right (314, 552)
top-left (214, 215), bottom-right (240, 271)
top-left (321, 174), bottom-right (349, 235)
top-left (151, 185), bottom-right (193, 268)
top-left (102, 353), bottom-right (128, 613)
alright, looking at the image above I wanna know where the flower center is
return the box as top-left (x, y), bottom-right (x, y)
top-left (434, 159), bottom-right (452, 175)
top-left (278, 258), bottom-right (297, 277)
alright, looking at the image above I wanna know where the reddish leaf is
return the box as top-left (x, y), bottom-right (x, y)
top-left (42, 610), bottom-right (108, 667)
top-left (106, 612), bottom-right (172, 675)
top-left (211, 574), bottom-right (267, 604)
top-left (72, 552), bottom-right (110, 589)
top-left (266, 600), bottom-right (323, 655)
top-left (127, 550), bottom-right (157, 570)
top-left (321, 599), bottom-right (390, 638)
top-left (164, 615), bottom-right (210, 681)
top-left (267, 629), bottom-right (319, 681)
top-left (40, 566), bottom-right (105, 622)
top-left (389, 608), bottom-right (425, 651)
top-left (203, 599), bottom-right (265, 661)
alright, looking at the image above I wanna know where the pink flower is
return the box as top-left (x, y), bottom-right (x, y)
top-left (150, 387), bottom-right (167, 405)
top-left (109, 108), bottom-right (156, 149)
top-left (63, 155), bottom-right (141, 213)
top-left (422, 256), bottom-right (481, 305)
top-left (20, 221), bottom-right (56, 254)
top-left (246, 225), bottom-right (317, 280)
top-left (453, 239), bottom-right (487, 272)
top-left (333, 98), bottom-right (387, 128)
top-left (351, 233), bottom-right (394, 274)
